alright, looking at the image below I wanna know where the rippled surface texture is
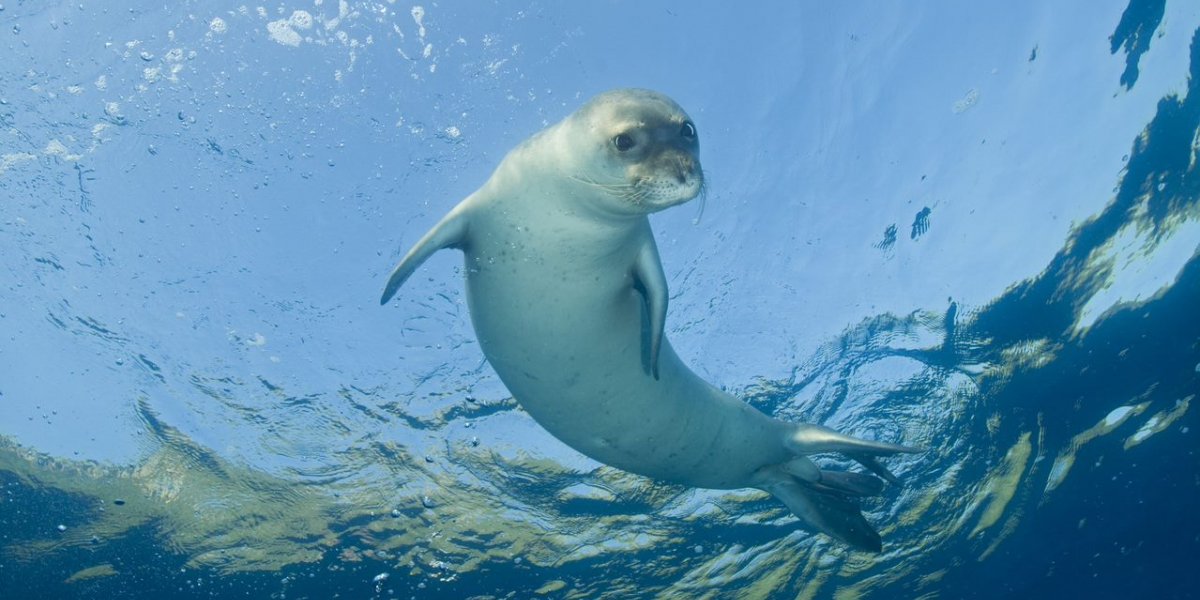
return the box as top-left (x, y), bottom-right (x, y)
top-left (2, 1), bottom-right (1199, 598)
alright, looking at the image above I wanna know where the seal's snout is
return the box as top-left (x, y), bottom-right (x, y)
top-left (648, 152), bottom-right (699, 187)
top-left (674, 155), bottom-right (696, 183)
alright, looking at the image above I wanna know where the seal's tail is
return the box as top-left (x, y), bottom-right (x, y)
top-left (761, 424), bottom-right (921, 552)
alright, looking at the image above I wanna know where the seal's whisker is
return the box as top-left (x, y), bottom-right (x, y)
top-left (570, 172), bottom-right (627, 185)
top-left (569, 174), bottom-right (639, 196)
top-left (692, 183), bottom-right (708, 225)
top-left (624, 186), bottom-right (653, 205)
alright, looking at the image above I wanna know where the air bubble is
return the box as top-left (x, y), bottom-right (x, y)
top-left (104, 102), bottom-right (123, 121)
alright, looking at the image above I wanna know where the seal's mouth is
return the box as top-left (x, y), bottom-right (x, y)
top-left (636, 173), bottom-right (704, 211)
top-left (631, 149), bottom-right (704, 210)
top-left (568, 156), bottom-right (704, 216)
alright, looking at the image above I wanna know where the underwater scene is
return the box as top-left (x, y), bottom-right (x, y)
top-left (2, 0), bottom-right (1198, 598)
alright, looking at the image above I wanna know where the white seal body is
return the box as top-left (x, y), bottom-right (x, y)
top-left (381, 89), bottom-right (918, 551)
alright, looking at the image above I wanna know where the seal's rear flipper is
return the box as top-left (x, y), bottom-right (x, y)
top-left (785, 423), bottom-right (921, 484)
top-left (764, 477), bottom-right (882, 552)
top-left (764, 423), bottom-right (921, 550)
top-left (380, 205), bottom-right (470, 305)
top-left (811, 470), bottom-right (886, 497)
top-left (844, 452), bottom-right (903, 485)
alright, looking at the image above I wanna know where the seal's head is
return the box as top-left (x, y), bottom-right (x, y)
top-left (564, 88), bottom-right (704, 215)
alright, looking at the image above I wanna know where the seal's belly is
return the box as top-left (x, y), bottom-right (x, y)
top-left (463, 254), bottom-right (786, 488)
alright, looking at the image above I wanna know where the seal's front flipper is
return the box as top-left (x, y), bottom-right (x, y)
top-left (632, 235), bottom-right (667, 379)
top-left (380, 206), bottom-right (470, 305)
top-left (764, 477), bottom-right (882, 552)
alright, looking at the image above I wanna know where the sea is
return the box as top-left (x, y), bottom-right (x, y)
top-left (1, 1), bottom-right (1197, 598)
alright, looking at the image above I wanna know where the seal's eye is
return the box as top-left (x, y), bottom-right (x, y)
top-left (681, 121), bottom-right (696, 139)
top-left (613, 133), bottom-right (636, 152)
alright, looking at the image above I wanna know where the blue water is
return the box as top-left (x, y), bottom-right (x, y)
top-left (2, 1), bottom-right (1198, 598)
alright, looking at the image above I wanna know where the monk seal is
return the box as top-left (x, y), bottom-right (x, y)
top-left (380, 88), bottom-right (919, 551)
